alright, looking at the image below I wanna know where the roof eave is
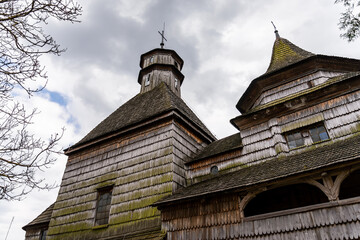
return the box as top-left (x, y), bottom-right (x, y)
top-left (236, 55), bottom-right (360, 114)
top-left (65, 108), bottom-right (215, 155)
top-left (154, 152), bottom-right (360, 208)
top-left (232, 71), bottom-right (360, 130)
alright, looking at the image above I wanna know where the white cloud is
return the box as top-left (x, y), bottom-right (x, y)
top-left (2, 0), bottom-right (360, 239)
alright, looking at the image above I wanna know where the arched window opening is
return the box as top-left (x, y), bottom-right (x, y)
top-left (339, 169), bottom-right (360, 200)
top-left (210, 166), bottom-right (218, 175)
top-left (244, 183), bottom-right (328, 217)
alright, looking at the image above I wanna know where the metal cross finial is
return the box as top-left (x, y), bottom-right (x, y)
top-left (158, 22), bottom-right (167, 48)
top-left (271, 21), bottom-right (280, 40)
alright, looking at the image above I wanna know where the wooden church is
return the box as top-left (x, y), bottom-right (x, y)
top-left (23, 30), bottom-right (360, 239)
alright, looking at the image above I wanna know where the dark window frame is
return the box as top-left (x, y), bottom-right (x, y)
top-left (39, 229), bottom-right (47, 240)
top-left (94, 185), bottom-right (113, 226)
top-left (285, 123), bottom-right (330, 149)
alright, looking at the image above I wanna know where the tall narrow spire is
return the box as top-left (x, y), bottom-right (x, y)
top-left (271, 21), bottom-right (280, 40)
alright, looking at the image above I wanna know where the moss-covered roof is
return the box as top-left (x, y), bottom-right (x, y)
top-left (266, 37), bottom-right (314, 73)
top-left (23, 203), bottom-right (54, 230)
top-left (70, 83), bottom-right (215, 150)
top-left (156, 134), bottom-right (360, 205)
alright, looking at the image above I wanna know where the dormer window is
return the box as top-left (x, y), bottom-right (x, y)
top-left (145, 74), bottom-right (151, 86)
top-left (285, 123), bottom-right (329, 149)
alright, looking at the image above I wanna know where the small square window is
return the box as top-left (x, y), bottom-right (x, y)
top-left (95, 187), bottom-right (113, 226)
top-left (285, 123), bottom-right (329, 150)
top-left (286, 131), bottom-right (305, 149)
top-left (309, 125), bottom-right (329, 143)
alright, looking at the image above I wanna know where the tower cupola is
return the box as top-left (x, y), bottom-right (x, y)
top-left (138, 48), bottom-right (184, 97)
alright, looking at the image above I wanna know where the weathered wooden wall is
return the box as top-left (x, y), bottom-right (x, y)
top-left (24, 228), bottom-right (42, 240)
top-left (172, 121), bottom-right (207, 188)
top-left (188, 76), bottom-right (360, 181)
top-left (161, 195), bottom-right (360, 240)
top-left (46, 119), bottom-right (207, 240)
top-left (143, 53), bottom-right (181, 70)
top-left (141, 69), bottom-right (181, 95)
top-left (252, 71), bottom-right (342, 109)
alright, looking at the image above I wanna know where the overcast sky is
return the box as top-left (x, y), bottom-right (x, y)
top-left (1, 0), bottom-right (360, 239)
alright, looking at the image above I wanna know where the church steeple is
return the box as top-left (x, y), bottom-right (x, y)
top-left (138, 48), bottom-right (184, 97)
top-left (266, 31), bottom-right (314, 73)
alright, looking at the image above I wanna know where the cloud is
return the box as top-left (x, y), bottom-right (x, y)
top-left (2, 0), bottom-right (360, 239)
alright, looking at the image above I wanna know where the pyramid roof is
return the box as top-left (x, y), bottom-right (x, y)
top-left (69, 83), bottom-right (215, 151)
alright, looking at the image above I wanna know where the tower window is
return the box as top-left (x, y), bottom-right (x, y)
top-left (174, 78), bottom-right (178, 89)
top-left (145, 74), bottom-right (151, 86)
top-left (150, 56), bottom-right (154, 63)
top-left (95, 186), bottom-right (113, 226)
top-left (174, 61), bottom-right (179, 69)
top-left (285, 123), bottom-right (329, 149)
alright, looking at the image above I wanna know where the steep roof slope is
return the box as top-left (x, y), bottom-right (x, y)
top-left (236, 35), bottom-right (360, 114)
top-left (23, 203), bottom-right (54, 230)
top-left (266, 37), bottom-right (314, 73)
top-left (71, 83), bottom-right (215, 149)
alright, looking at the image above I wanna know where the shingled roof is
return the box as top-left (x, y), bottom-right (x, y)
top-left (266, 36), bottom-right (314, 73)
top-left (71, 83), bottom-right (215, 149)
top-left (156, 135), bottom-right (360, 206)
top-left (23, 203), bottom-right (54, 230)
top-left (187, 133), bottom-right (242, 164)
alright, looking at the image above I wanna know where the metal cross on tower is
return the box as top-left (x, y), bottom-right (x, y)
top-left (158, 22), bottom-right (167, 49)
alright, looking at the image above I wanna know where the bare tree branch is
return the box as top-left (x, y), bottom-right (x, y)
top-left (0, 0), bottom-right (81, 200)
